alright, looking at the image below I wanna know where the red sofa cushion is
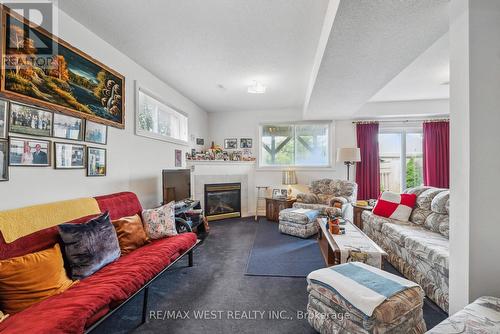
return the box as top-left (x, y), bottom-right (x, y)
top-left (0, 214), bottom-right (99, 261)
top-left (1, 192), bottom-right (142, 260)
top-left (0, 232), bottom-right (197, 334)
top-left (95, 192), bottom-right (143, 220)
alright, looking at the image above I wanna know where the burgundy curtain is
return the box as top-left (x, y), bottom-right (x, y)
top-left (356, 123), bottom-right (380, 199)
top-left (423, 121), bottom-right (449, 188)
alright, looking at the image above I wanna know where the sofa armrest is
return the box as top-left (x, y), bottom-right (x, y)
top-left (292, 202), bottom-right (342, 218)
top-left (296, 192), bottom-right (320, 204)
top-left (328, 196), bottom-right (348, 208)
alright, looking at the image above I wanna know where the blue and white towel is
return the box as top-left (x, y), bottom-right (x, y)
top-left (307, 262), bottom-right (418, 317)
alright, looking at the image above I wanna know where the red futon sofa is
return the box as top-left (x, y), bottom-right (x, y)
top-left (0, 192), bottom-right (199, 334)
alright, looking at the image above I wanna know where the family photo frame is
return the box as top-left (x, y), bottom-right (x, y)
top-left (53, 113), bottom-right (83, 141)
top-left (0, 139), bottom-right (8, 181)
top-left (54, 142), bottom-right (86, 169)
top-left (0, 99), bottom-right (7, 139)
top-left (85, 120), bottom-right (108, 145)
top-left (9, 102), bottom-right (53, 137)
top-left (87, 147), bottom-right (106, 176)
top-left (224, 138), bottom-right (237, 149)
top-left (9, 137), bottom-right (50, 167)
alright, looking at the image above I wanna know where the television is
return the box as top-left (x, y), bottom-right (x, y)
top-left (162, 169), bottom-right (191, 203)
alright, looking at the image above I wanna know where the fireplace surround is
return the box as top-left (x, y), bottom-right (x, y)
top-left (204, 183), bottom-right (242, 221)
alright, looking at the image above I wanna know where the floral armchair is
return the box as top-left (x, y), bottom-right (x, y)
top-left (293, 179), bottom-right (357, 220)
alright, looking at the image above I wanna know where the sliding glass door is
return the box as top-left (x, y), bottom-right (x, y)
top-left (379, 130), bottom-right (423, 192)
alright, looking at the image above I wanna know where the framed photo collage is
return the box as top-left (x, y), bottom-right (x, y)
top-left (0, 99), bottom-right (108, 181)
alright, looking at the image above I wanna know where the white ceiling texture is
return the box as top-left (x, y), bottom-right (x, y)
top-left (59, 0), bottom-right (449, 119)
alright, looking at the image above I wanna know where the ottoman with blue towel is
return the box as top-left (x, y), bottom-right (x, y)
top-left (306, 262), bottom-right (426, 334)
top-left (279, 208), bottom-right (319, 238)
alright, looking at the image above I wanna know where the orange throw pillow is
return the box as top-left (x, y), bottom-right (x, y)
top-left (0, 243), bottom-right (77, 314)
top-left (112, 214), bottom-right (149, 255)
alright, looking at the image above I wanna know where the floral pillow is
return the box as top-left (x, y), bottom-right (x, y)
top-left (142, 201), bottom-right (177, 239)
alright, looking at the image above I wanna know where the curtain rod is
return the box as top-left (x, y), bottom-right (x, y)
top-left (352, 118), bottom-right (449, 124)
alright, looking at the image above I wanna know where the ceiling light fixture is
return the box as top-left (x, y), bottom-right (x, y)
top-left (248, 81), bottom-right (266, 94)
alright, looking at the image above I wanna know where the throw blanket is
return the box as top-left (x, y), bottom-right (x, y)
top-left (307, 262), bottom-right (418, 317)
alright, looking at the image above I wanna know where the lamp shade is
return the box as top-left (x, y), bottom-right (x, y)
top-left (282, 170), bottom-right (297, 185)
top-left (337, 148), bottom-right (361, 162)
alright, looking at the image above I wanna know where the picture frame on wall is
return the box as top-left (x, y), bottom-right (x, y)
top-left (87, 147), bottom-right (106, 176)
top-left (0, 99), bottom-right (7, 139)
top-left (54, 142), bottom-right (86, 169)
top-left (1, 9), bottom-right (125, 128)
top-left (0, 139), bottom-right (8, 181)
top-left (9, 103), bottom-right (52, 137)
top-left (224, 138), bottom-right (237, 149)
top-left (175, 149), bottom-right (182, 167)
top-left (196, 138), bottom-right (204, 145)
top-left (9, 137), bottom-right (50, 167)
top-left (240, 138), bottom-right (252, 148)
top-left (53, 113), bottom-right (83, 141)
top-left (85, 120), bottom-right (108, 145)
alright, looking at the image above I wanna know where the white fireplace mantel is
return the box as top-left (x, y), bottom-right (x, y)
top-left (188, 161), bottom-right (257, 218)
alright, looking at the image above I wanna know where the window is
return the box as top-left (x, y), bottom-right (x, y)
top-left (379, 130), bottom-right (423, 192)
top-left (259, 122), bottom-right (330, 167)
top-left (136, 86), bottom-right (188, 144)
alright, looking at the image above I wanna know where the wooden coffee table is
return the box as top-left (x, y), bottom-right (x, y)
top-left (317, 217), bottom-right (387, 268)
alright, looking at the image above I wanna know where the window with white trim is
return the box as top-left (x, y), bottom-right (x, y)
top-left (136, 88), bottom-right (188, 144)
top-left (259, 122), bottom-right (330, 167)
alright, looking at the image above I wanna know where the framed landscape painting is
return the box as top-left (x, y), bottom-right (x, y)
top-left (1, 10), bottom-right (125, 128)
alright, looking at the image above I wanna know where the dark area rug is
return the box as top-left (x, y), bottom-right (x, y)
top-left (90, 217), bottom-right (447, 334)
top-left (245, 219), bottom-right (324, 277)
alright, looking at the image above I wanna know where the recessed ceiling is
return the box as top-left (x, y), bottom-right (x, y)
top-left (58, 0), bottom-right (329, 113)
top-left (370, 32), bottom-right (449, 102)
top-left (304, 0), bottom-right (449, 119)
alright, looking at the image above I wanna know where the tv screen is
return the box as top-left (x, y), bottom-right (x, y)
top-left (162, 169), bottom-right (191, 203)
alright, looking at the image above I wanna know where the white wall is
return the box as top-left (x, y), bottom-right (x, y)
top-left (207, 108), bottom-right (357, 196)
top-left (450, 0), bottom-right (500, 313)
top-left (0, 9), bottom-right (208, 210)
top-left (354, 99), bottom-right (449, 119)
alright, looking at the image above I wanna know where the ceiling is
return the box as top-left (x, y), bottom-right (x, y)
top-left (369, 32), bottom-right (449, 102)
top-left (304, 0), bottom-right (449, 119)
top-left (58, 0), bottom-right (329, 113)
top-left (59, 0), bottom-right (449, 118)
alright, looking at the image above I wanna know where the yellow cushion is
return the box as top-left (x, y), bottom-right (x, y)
top-left (0, 198), bottom-right (100, 243)
top-left (0, 244), bottom-right (78, 314)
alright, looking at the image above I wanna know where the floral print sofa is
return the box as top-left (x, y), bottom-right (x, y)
top-left (294, 179), bottom-right (357, 221)
top-left (362, 186), bottom-right (450, 312)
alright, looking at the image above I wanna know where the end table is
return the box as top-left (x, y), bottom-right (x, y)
top-left (265, 197), bottom-right (296, 222)
top-left (352, 202), bottom-right (374, 230)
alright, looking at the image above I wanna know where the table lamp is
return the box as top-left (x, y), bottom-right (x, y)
top-left (282, 169), bottom-right (297, 198)
top-left (337, 148), bottom-right (361, 180)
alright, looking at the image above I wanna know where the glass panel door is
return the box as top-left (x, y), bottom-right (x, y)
top-left (379, 133), bottom-right (402, 192)
top-left (405, 133), bottom-right (423, 188)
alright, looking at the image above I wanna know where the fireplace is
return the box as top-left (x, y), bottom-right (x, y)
top-left (204, 183), bottom-right (241, 221)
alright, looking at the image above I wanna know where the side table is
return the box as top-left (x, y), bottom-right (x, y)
top-left (352, 203), bottom-right (374, 230)
top-left (265, 197), bottom-right (296, 222)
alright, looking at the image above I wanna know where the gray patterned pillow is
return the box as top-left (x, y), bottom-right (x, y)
top-left (58, 212), bottom-right (121, 279)
top-left (431, 191), bottom-right (449, 214)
